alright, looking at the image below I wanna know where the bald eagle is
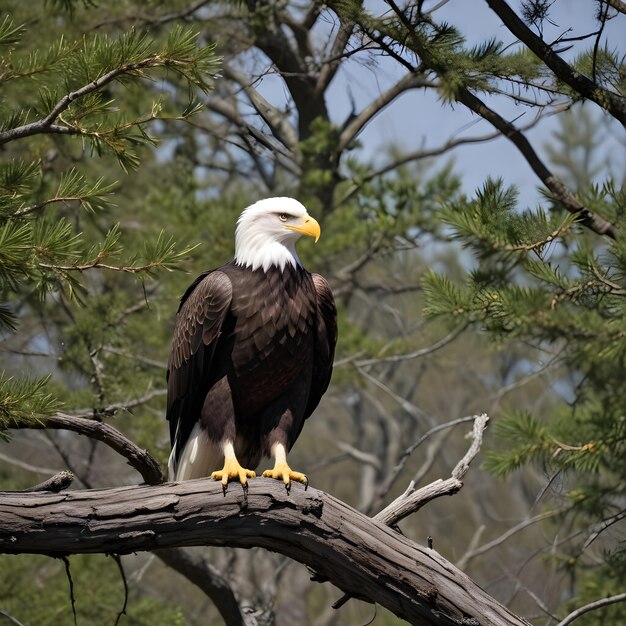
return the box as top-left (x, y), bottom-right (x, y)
top-left (167, 197), bottom-right (337, 492)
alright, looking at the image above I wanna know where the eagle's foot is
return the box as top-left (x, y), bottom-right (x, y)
top-left (211, 458), bottom-right (256, 494)
top-left (263, 463), bottom-right (308, 494)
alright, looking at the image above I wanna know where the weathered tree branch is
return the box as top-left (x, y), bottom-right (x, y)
top-left (376, 413), bottom-right (489, 525)
top-left (22, 470), bottom-right (74, 493)
top-left (0, 479), bottom-right (531, 626)
top-left (22, 413), bottom-right (164, 485)
top-left (338, 73), bottom-right (435, 151)
top-left (222, 64), bottom-right (299, 152)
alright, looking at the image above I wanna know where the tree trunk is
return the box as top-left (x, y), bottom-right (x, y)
top-left (0, 479), bottom-right (531, 626)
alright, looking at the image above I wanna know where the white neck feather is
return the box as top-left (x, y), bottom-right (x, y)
top-left (234, 228), bottom-right (302, 272)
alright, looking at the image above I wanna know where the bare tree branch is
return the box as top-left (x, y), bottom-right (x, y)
top-left (381, 0), bottom-right (618, 240)
top-left (222, 64), bottom-right (299, 152)
top-left (484, 0), bottom-right (626, 127)
top-left (555, 592), bottom-right (626, 626)
top-left (17, 470), bottom-right (75, 493)
top-left (375, 413), bottom-right (490, 526)
top-left (0, 451), bottom-right (63, 476)
top-left (316, 1), bottom-right (364, 94)
top-left (354, 323), bottom-right (467, 367)
top-left (0, 479), bottom-right (532, 626)
top-left (15, 413), bottom-right (164, 485)
top-left (338, 73), bottom-right (435, 151)
top-left (607, 0), bottom-right (626, 15)
top-left (455, 510), bottom-right (561, 570)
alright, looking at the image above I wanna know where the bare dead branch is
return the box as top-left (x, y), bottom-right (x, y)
top-left (607, 0), bottom-right (626, 14)
top-left (22, 470), bottom-right (74, 493)
top-left (70, 388), bottom-right (168, 418)
top-left (581, 508), bottom-right (626, 552)
top-left (455, 510), bottom-right (561, 570)
top-left (222, 64), bottom-right (299, 152)
top-left (317, 1), bottom-right (363, 94)
top-left (0, 479), bottom-right (532, 626)
top-left (336, 442), bottom-right (382, 469)
top-left (354, 323), bottom-right (467, 367)
top-left (0, 609), bottom-right (25, 626)
top-left (555, 592), bottom-right (626, 626)
top-left (338, 73), bottom-right (435, 151)
top-left (15, 413), bottom-right (164, 485)
top-left (375, 413), bottom-right (490, 526)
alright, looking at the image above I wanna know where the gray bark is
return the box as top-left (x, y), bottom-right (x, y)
top-left (0, 479), bottom-right (531, 626)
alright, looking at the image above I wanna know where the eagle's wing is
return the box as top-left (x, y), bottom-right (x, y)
top-left (166, 270), bottom-right (233, 455)
top-left (305, 273), bottom-right (337, 419)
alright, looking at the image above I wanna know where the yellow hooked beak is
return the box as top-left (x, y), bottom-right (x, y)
top-left (285, 215), bottom-right (321, 242)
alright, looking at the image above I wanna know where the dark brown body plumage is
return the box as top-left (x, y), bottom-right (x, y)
top-left (167, 261), bottom-right (337, 475)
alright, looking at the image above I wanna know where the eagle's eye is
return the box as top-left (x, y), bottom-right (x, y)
top-left (278, 213), bottom-right (289, 222)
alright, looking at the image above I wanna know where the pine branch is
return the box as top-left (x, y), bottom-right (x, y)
top-left (0, 60), bottom-right (157, 145)
top-left (380, 0), bottom-right (618, 240)
top-left (13, 171), bottom-right (116, 217)
top-left (0, 26), bottom-right (217, 148)
top-left (484, 0), bottom-right (626, 127)
top-left (0, 373), bottom-right (60, 437)
top-left (456, 87), bottom-right (617, 238)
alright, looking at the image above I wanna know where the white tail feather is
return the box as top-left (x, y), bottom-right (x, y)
top-left (169, 424), bottom-right (223, 481)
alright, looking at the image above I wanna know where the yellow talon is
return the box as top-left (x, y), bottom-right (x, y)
top-left (263, 462), bottom-right (308, 492)
top-left (211, 457), bottom-right (256, 492)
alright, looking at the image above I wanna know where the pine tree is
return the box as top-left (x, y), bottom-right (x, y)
top-left (0, 2), bottom-right (220, 622)
top-left (0, 2), bottom-right (219, 437)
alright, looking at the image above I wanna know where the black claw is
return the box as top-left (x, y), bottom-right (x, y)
top-left (303, 476), bottom-right (309, 491)
top-left (222, 483), bottom-right (227, 497)
top-left (285, 482), bottom-right (291, 495)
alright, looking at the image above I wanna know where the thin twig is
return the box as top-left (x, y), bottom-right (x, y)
top-left (354, 323), bottom-right (467, 367)
top-left (0, 610), bottom-right (26, 626)
top-left (61, 556), bottom-right (77, 626)
top-left (555, 592), bottom-right (626, 626)
top-left (112, 555), bottom-right (129, 626)
top-left (375, 413), bottom-right (490, 526)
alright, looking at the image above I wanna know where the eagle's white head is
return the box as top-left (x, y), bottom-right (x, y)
top-left (234, 197), bottom-right (321, 272)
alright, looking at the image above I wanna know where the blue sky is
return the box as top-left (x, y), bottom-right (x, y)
top-left (308, 0), bottom-right (625, 206)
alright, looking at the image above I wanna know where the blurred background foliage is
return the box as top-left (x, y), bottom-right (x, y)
top-left (0, 0), bottom-right (624, 624)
